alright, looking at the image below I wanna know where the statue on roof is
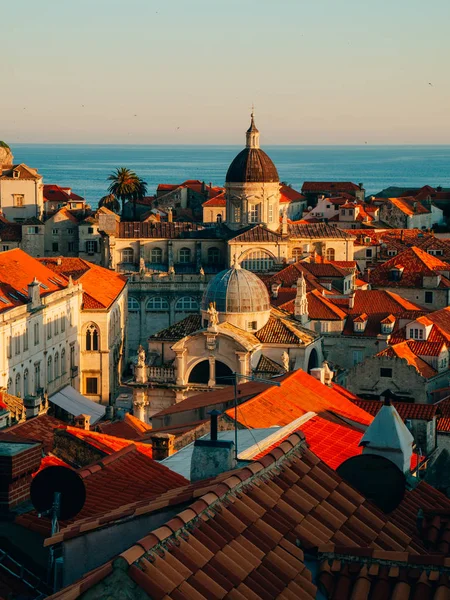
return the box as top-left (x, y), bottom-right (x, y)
top-left (282, 351), bottom-right (290, 372)
top-left (207, 302), bottom-right (219, 332)
top-left (137, 344), bottom-right (146, 368)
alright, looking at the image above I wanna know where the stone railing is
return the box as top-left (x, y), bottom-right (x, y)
top-left (148, 366), bottom-right (176, 383)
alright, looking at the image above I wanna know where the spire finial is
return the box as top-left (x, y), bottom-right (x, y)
top-left (246, 107), bottom-right (260, 149)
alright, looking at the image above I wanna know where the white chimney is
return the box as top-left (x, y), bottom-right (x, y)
top-left (359, 397), bottom-right (414, 474)
top-left (310, 367), bottom-right (325, 384)
top-left (271, 283), bottom-right (281, 298)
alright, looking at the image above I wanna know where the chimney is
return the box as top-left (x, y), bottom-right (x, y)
top-left (309, 367), bottom-right (325, 384)
top-left (57, 257), bottom-right (62, 266)
top-left (190, 410), bottom-right (236, 482)
top-left (151, 433), bottom-right (175, 460)
top-left (348, 292), bottom-right (355, 309)
top-left (27, 278), bottom-right (41, 310)
top-left (74, 414), bottom-right (91, 430)
top-left (359, 393), bottom-right (414, 474)
top-left (322, 361), bottom-right (334, 387)
top-left (167, 207), bottom-right (173, 223)
top-left (271, 282), bottom-right (281, 298)
top-left (0, 439), bottom-right (42, 512)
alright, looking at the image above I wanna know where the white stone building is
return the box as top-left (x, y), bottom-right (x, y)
top-left (0, 164), bottom-right (44, 222)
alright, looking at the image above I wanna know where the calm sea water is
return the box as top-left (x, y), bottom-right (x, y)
top-left (12, 144), bottom-right (450, 209)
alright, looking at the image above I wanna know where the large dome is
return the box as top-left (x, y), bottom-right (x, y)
top-left (225, 148), bottom-right (279, 183)
top-left (201, 265), bottom-right (271, 313)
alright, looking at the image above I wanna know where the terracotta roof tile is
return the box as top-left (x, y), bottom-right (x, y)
top-left (150, 314), bottom-right (202, 341)
top-left (376, 342), bottom-right (438, 378)
top-left (0, 413), bottom-right (67, 452)
top-left (97, 413), bottom-right (152, 440)
top-left (46, 431), bottom-right (450, 600)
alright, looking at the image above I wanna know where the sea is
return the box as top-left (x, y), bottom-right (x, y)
top-left (11, 144), bottom-right (450, 210)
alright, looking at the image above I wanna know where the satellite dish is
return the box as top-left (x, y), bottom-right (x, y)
top-left (337, 454), bottom-right (405, 513)
top-left (30, 466), bottom-right (86, 521)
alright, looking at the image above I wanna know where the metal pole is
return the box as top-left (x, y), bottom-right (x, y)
top-left (47, 491), bottom-right (60, 586)
top-left (234, 373), bottom-right (238, 461)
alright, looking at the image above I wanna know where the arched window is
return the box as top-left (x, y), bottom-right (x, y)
top-left (175, 296), bottom-right (198, 312)
top-left (207, 247), bottom-right (221, 265)
top-left (23, 369), bottom-right (29, 397)
top-left (85, 323), bottom-right (99, 351)
top-left (15, 373), bottom-right (21, 397)
top-left (241, 250), bottom-right (275, 272)
top-left (326, 248), bottom-right (335, 261)
top-left (292, 248), bottom-right (303, 262)
top-left (54, 352), bottom-right (60, 379)
top-left (150, 247), bottom-right (162, 263)
top-left (61, 349), bottom-right (66, 374)
top-left (122, 247), bottom-right (134, 263)
top-left (7, 378), bottom-right (12, 393)
top-left (216, 214), bottom-right (222, 223)
top-left (128, 297), bottom-right (139, 312)
top-left (179, 247), bottom-right (191, 263)
top-left (146, 297), bottom-right (169, 312)
top-left (47, 355), bottom-right (53, 383)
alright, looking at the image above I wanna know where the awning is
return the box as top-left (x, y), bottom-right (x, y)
top-left (49, 386), bottom-right (106, 424)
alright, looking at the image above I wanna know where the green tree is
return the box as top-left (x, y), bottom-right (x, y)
top-left (131, 177), bottom-right (148, 221)
top-left (107, 167), bottom-right (140, 218)
top-left (98, 193), bottom-right (121, 214)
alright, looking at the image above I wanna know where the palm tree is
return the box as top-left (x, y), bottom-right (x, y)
top-left (107, 168), bottom-right (140, 218)
top-left (131, 177), bottom-right (148, 221)
top-left (98, 193), bottom-right (120, 214)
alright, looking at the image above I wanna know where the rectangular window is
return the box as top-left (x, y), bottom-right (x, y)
top-left (86, 377), bottom-right (98, 395)
top-left (52, 228), bottom-right (58, 235)
top-left (268, 205), bottom-right (273, 223)
top-left (248, 204), bottom-right (260, 224)
top-left (425, 291), bottom-right (434, 304)
top-left (34, 323), bottom-right (39, 345)
top-left (380, 368), bottom-right (393, 378)
top-left (342, 210), bottom-right (346, 215)
top-left (23, 328), bottom-right (28, 351)
top-left (27, 226), bottom-right (39, 234)
top-left (14, 334), bottom-right (20, 355)
top-left (67, 228), bottom-right (74, 235)
top-left (352, 350), bottom-right (363, 365)
top-left (13, 195), bottom-right (24, 207)
top-left (54, 318), bottom-right (59, 336)
top-left (6, 336), bottom-right (12, 358)
top-left (61, 314), bottom-right (66, 332)
top-left (247, 321), bottom-right (258, 331)
top-left (52, 242), bottom-right (59, 252)
top-left (47, 322), bottom-right (52, 339)
top-left (68, 242), bottom-right (75, 252)
top-left (366, 249), bottom-right (373, 258)
top-left (34, 362), bottom-right (41, 393)
top-left (88, 227), bottom-right (94, 234)
top-left (86, 240), bottom-right (98, 253)
top-left (2, 245), bottom-right (9, 251)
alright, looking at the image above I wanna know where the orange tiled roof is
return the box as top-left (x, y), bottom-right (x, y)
top-left (33, 454), bottom-right (70, 478)
top-left (43, 184), bottom-right (84, 204)
top-left (377, 342), bottom-right (438, 379)
top-left (302, 181), bottom-right (361, 193)
top-left (369, 246), bottom-right (450, 289)
top-left (279, 183), bottom-right (305, 204)
top-left (62, 426), bottom-right (155, 459)
top-left (0, 248), bottom-right (69, 313)
top-left (225, 368), bottom-right (373, 427)
top-left (46, 432), bottom-right (450, 600)
top-left (39, 257), bottom-right (127, 310)
top-left (202, 193), bottom-right (226, 207)
top-left (17, 444), bottom-right (189, 536)
top-left (0, 163), bottom-right (41, 181)
top-left (1, 414), bottom-right (67, 453)
top-left (388, 196), bottom-right (430, 216)
top-left (97, 413), bottom-right (152, 440)
top-left (350, 398), bottom-right (441, 421)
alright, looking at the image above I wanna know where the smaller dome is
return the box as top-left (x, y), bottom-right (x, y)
top-left (201, 265), bottom-right (270, 314)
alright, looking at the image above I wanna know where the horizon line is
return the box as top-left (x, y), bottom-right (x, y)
top-left (9, 142), bottom-right (450, 148)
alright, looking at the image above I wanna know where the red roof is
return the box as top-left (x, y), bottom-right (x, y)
top-left (279, 183), bottom-right (305, 204)
top-left (33, 454), bottom-right (70, 477)
top-left (39, 257), bottom-right (127, 310)
top-left (302, 181), bottom-right (361, 193)
top-left (97, 413), bottom-right (152, 440)
top-left (388, 196), bottom-right (430, 216)
top-left (253, 415), bottom-right (363, 470)
top-left (351, 398), bottom-right (441, 421)
top-left (43, 184), bottom-right (84, 204)
top-left (62, 426), bottom-right (155, 459)
top-left (202, 193), bottom-right (226, 207)
top-left (17, 444), bottom-right (189, 535)
top-left (369, 246), bottom-right (450, 289)
top-left (225, 368), bottom-right (373, 427)
top-left (0, 414), bottom-right (67, 452)
top-left (0, 249), bottom-right (69, 313)
top-left (376, 342), bottom-right (438, 378)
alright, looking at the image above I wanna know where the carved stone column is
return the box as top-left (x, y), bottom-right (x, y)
top-left (175, 348), bottom-right (186, 385)
top-left (208, 355), bottom-right (216, 388)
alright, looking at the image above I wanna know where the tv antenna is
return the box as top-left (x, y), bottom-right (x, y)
top-left (30, 466), bottom-right (86, 587)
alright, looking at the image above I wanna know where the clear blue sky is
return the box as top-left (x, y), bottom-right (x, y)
top-left (1, 0), bottom-right (449, 144)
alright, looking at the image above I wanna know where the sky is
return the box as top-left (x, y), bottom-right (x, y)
top-left (1, 0), bottom-right (450, 145)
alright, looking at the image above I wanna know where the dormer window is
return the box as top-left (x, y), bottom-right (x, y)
top-left (381, 315), bottom-right (395, 334)
top-left (408, 327), bottom-right (424, 340)
top-left (389, 266), bottom-right (404, 281)
top-left (13, 170), bottom-right (19, 179)
top-left (353, 313), bottom-right (368, 333)
top-left (387, 249), bottom-right (397, 257)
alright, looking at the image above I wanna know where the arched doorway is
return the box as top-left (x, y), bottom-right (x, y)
top-left (188, 360), bottom-right (234, 385)
top-left (307, 348), bottom-right (319, 373)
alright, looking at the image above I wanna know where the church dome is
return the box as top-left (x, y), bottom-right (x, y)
top-left (225, 113), bottom-right (279, 183)
top-left (201, 265), bottom-right (270, 314)
top-left (225, 148), bottom-right (279, 183)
